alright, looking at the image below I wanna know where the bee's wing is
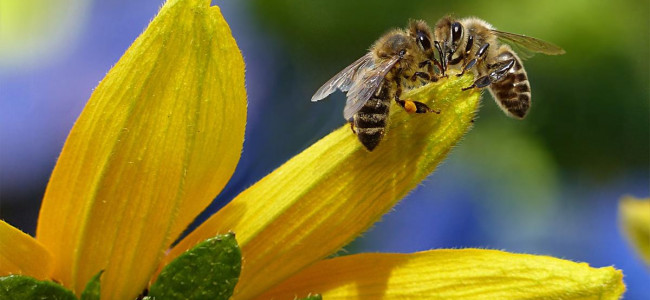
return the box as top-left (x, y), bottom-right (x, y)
top-left (492, 30), bottom-right (565, 58)
top-left (311, 53), bottom-right (374, 102)
top-left (343, 55), bottom-right (400, 120)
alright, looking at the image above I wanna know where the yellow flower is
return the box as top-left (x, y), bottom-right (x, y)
top-left (619, 196), bottom-right (650, 265)
top-left (0, 0), bottom-right (625, 299)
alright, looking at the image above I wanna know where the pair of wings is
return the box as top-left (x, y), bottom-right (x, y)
top-left (311, 53), bottom-right (400, 120)
top-left (311, 30), bottom-right (565, 120)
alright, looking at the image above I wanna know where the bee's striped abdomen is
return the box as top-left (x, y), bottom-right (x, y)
top-left (488, 49), bottom-right (531, 119)
top-left (354, 93), bottom-right (391, 151)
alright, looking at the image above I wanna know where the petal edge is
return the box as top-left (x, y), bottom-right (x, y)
top-left (0, 220), bottom-right (53, 280)
top-left (259, 249), bottom-right (625, 300)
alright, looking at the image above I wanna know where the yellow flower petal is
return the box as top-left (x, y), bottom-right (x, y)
top-left (35, 0), bottom-right (245, 298)
top-left (259, 249), bottom-right (625, 300)
top-left (168, 74), bottom-right (480, 299)
top-left (0, 220), bottom-right (53, 280)
top-left (619, 196), bottom-right (650, 265)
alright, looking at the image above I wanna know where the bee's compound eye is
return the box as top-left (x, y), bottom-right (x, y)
top-left (417, 32), bottom-right (432, 50)
top-left (451, 22), bottom-right (463, 44)
top-left (399, 49), bottom-right (406, 57)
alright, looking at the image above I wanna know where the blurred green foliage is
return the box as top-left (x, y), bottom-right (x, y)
top-left (0, 0), bottom-right (90, 69)
top-left (248, 0), bottom-right (649, 178)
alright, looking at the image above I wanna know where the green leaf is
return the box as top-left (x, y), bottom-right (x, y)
top-left (80, 270), bottom-right (103, 300)
top-left (149, 232), bottom-right (241, 300)
top-left (0, 275), bottom-right (77, 300)
top-left (298, 294), bottom-right (323, 300)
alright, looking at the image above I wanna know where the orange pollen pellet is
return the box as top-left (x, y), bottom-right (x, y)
top-left (404, 100), bottom-right (417, 113)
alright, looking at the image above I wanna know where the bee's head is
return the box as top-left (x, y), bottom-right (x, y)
top-left (434, 16), bottom-right (463, 59)
top-left (408, 19), bottom-right (434, 56)
top-left (374, 31), bottom-right (415, 62)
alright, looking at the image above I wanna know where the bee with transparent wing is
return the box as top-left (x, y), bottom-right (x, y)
top-left (434, 16), bottom-right (565, 118)
top-left (312, 20), bottom-right (442, 151)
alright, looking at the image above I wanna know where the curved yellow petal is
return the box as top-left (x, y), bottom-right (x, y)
top-left (0, 220), bottom-right (54, 280)
top-left (168, 75), bottom-right (480, 299)
top-left (619, 196), bottom-right (650, 265)
top-left (259, 249), bottom-right (625, 300)
top-left (35, 0), bottom-right (246, 298)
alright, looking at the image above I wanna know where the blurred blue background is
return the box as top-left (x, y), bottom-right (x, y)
top-left (1, 0), bottom-right (648, 298)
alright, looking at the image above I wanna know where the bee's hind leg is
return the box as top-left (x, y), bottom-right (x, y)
top-left (394, 77), bottom-right (439, 114)
top-left (462, 58), bottom-right (515, 91)
top-left (349, 121), bottom-right (356, 134)
top-left (397, 98), bottom-right (440, 114)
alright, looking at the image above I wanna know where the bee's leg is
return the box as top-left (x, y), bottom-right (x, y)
top-left (461, 76), bottom-right (491, 91)
top-left (411, 71), bottom-right (431, 81)
top-left (396, 98), bottom-right (438, 114)
top-left (457, 43), bottom-right (489, 77)
top-left (416, 61), bottom-right (440, 82)
top-left (457, 59), bottom-right (477, 77)
top-left (349, 121), bottom-right (356, 134)
top-left (490, 59), bottom-right (516, 82)
top-left (462, 58), bottom-right (515, 91)
top-left (399, 100), bottom-right (440, 113)
top-left (465, 35), bottom-right (475, 56)
top-left (394, 77), bottom-right (438, 114)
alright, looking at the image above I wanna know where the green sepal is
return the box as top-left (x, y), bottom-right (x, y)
top-left (0, 275), bottom-right (76, 300)
top-left (149, 232), bottom-right (241, 300)
top-left (80, 270), bottom-right (103, 300)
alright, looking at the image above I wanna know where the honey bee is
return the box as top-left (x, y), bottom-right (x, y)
top-left (312, 20), bottom-right (442, 151)
top-left (434, 16), bottom-right (565, 118)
